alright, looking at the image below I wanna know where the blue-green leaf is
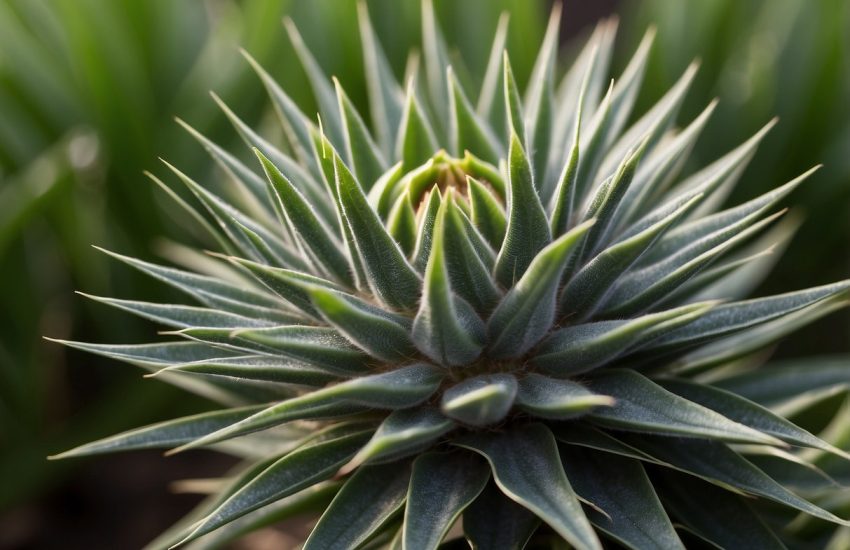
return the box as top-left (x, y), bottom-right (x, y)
top-left (357, 1), bottom-right (404, 158)
top-left (256, 150), bottom-right (352, 285)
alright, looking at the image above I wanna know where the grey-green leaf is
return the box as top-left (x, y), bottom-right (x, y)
top-left (658, 470), bottom-right (786, 550)
top-left (307, 287), bottom-right (415, 362)
top-left (455, 423), bottom-right (602, 550)
top-left (352, 408), bottom-right (455, 466)
top-left (534, 302), bottom-right (713, 376)
top-left (334, 152), bottom-right (422, 310)
top-left (181, 431), bottom-right (370, 543)
top-left (174, 363), bottom-right (443, 452)
top-left (403, 452), bottom-right (490, 550)
top-left (516, 374), bottom-right (614, 419)
top-left (50, 406), bottom-right (266, 459)
top-left (412, 200), bottom-right (486, 366)
top-left (562, 447), bottom-right (685, 550)
top-left (488, 219), bottom-right (594, 358)
top-left (441, 374), bottom-right (518, 428)
top-left (586, 370), bottom-right (783, 445)
top-left (463, 481), bottom-right (540, 550)
top-left (304, 462), bottom-right (411, 550)
top-left (494, 132), bottom-right (551, 287)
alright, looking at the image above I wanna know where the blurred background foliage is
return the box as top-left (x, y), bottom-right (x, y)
top-left (0, 0), bottom-right (847, 547)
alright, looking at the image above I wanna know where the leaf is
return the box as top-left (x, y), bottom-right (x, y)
top-left (403, 452), bottom-right (490, 550)
top-left (560, 193), bottom-right (700, 320)
top-left (180, 431), bottom-right (370, 543)
top-left (441, 374), bottom-right (518, 427)
top-left (357, 1), bottom-right (404, 157)
top-left (548, 85), bottom-right (582, 237)
top-left (454, 423), bottom-right (602, 550)
top-left (334, 152), bottom-right (422, 310)
top-left (304, 462), bottom-right (411, 550)
top-left (80, 293), bottom-right (274, 329)
top-left (714, 356), bottom-right (850, 408)
top-left (577, 136), bottom-right (649, 262)
top-left (667, 296), bottom-right (848, 375)
top-left (421, 0), bottom-right (450, 134)
top-left (307, 287), bottom-right (415, 362)
top-left (562, 447), bottom-right (685, 550)
top-left (476, 12), bottom-right (510, 131)
top-left (494, 132), bottom-right (551, 287)
top-left (574, 30), bottom-right (653, 199)
top-left (386, 191), bottom-right (417, 256)
top-left (657, 471), bottom-right (786, 550)
top-left (182, 325), bottom-right (371, 375)
top-left (624, 435), bottom-right (850, 526)
top-left (464, 481), bottom-right (540, 550)
top-left (659, 379), bottom-right (850, 458)
top-left (175, 117), bottom-right (272, 217)
top-left (599, 62), bottom-right (701, 202)
top-left (524, 4), bottom-right (559, 190)
top-left (640, 281), bottom-right (850, 354)
top-left (396, 80), bottom-right (438, 170)
top-left (351, 408), bottom-right (455, 466)
top-left (448, 67), bottom-right (501, 163)
top-left (211, 94), bottom-right (332, 225)
top-left (534, 302), bottom-right (713, 376)
top-left (488, 219), bottom-right (594, 358)
top-left (256, 150), bottom-right (352, 285)
top-left (614, 99), bottom-right (716, 228)
top-left (515, 374), bottom-right (614, 419)
top-left (335, 78), bottom-right (387, 190)
top-left (467, 176), bottom-right (506, 249)
top-left (95, 247), bottom-right (291, 322)
top-left (586, 370), bottom-right (783, 445)
top-left (502, 51), bottom-right (526, 148)
top-left (158, 355), bottom-right (340, 387)
top-left (284, 18), bottom-right (343, 147)
top-left (441, 194), bottom-right (502, 314)
top-left (162, 160), bottom-right (303, 268)
top-left (241, 50), bottom-right (318, 176)
top-left (228, 256), bottom-right (342, 320)
top-left (412, 186), bottom-right (441, 271)
top-left (50, 406), bottom-right (266, 459)
top-left (172, 363), bottom-right (443, 452)
top-left (48, 340), bottom-right (238, 369)
top-left (412, 200), bottom-right (486, 366)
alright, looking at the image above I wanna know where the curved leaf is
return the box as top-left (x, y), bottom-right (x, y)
top-left (403, 452), bottom-right (490, 550)
top-left (454, 423), bottom-right (602, 550)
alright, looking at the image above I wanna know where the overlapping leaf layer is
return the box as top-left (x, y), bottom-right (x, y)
top-left (53, 2), bottom-right (850, 548)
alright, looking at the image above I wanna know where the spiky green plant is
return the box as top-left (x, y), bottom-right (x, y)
top-left (51, 2), bottom-right (850, 548)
